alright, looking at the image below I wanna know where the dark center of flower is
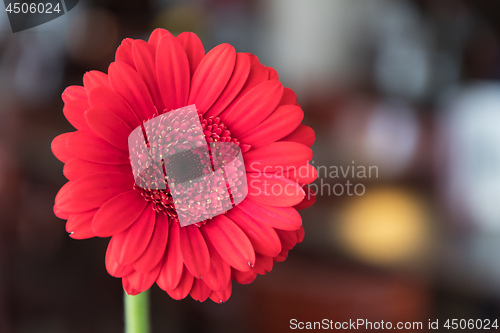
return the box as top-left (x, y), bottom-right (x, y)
top-left (166, 149), bottom-right (206, 184)
top-left (133, 114), bottom-right (240, 224)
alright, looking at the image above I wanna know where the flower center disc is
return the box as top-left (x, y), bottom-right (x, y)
top-left (132, 111), bottom-right (241, 225)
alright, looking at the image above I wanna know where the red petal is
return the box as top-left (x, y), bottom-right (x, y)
top-left (279, 87), bottom-right (297, 106)
top-left (227, 208), bottom-right (281, 257)
top-left (179, 224), bottom-right (210, 278)
top-left (190, 279), bottom-right (212, 302)
top-left (54, 204), bottom-right (70, 220)
top-left (201, 215), bottom-right (255, 272)
top-left (132, 39), bottom-right (164, 111)
top-left (156, 31), bottom-right (190, 111)
top-left (164, 268), bottom-right (194, 300)
top-left (110, 206), bottom-right (156, 265)
top-left (55, 172), bottom-right (134, 213)
top-left (280, 124), bottom-right (315, 147)
top-left (133, 213), bottom-right (170, 273)
top-left (202, 234), bottom-right (231, 292)
top-left (66, 131), bottom-right (129, 164)
top-left (106, 238), bottom-right (134, 277)
top-left (209, 281), bottom-right (232, 303)
top-left (205, 53), bottom-right (251, 117)
top-left (246, 53), bottom-right (259, 65)
top-left (188, 43), bottom-right (236, 114)
top-left (157, 221), bottom-right (183, 291)
top-left (109, 61), bottom-right (156, 121)
top-left (282, 163), bottom-right (317, 185)
top-left (122, 279), bottom-right (140, 296)
top-left (253, 253), bottom-right (273, 275)
top-left (83, 70), bottom-right (110, 92)
top-left (62, 85), bottom-right (86, 104)
top-left (52, 132), bottom-right (75, 163)
top-left (274, 249), bottom-right (288, 262)
top-left (294, 185), bottom-right (316, 210)
top-left (91, 190), bottom-right (147, 237)
top-left (66, 210), bottom-right (97, 239)
top-left (148, 28), bottom-right (168, 50)
top-left (88, 87), bottom-right (142, 129)
top-left (177, 32), bottom-right (205, 78)
top-left (237, 199), bottom-right (302, 231)
top-left (63, 158), bottom-right (131, 181)
top-left (231, 268), bottom-right (256, 284)
top-left (123, 261), bottom-right (162, 295)
top-left (244, 141), bottom-right (312, 172)
top-left (115, 38), bottom-right (135, 69)
top-left (220, 80), bottom-right (283, 137)
top-left (247, 175), bottom-right (305, 207)
top-left (296, 226), bottom-right (305, 243)
top-left (85, 107), bottom-right (133, 150)
top-left (54, 181), bottom-right (72, 217)
top-left (239, 105), bottom-right (303, 149)
top-left (236, 62), bottom-right (269, 96)
top-left (63, 99), bottom-right (90, 131)
top-left (267, 66), bottom-right (279, 80)
top-left (216, 55), bottom-right (267, 118)
top-left (276, 229), bottom-right (299, 251)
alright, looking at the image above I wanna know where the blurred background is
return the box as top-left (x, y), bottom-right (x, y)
top-left (1, 0), bottom-right (500, 332)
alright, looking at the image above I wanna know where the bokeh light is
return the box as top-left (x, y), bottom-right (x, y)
top-left (335, 186), bottom-right (433, 266)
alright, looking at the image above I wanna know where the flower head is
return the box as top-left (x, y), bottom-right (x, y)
top-left (52, 28), bottom-right (316, 302)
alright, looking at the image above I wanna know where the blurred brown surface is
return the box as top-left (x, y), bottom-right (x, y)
top-left (251, 256), bottom-right (431, 333)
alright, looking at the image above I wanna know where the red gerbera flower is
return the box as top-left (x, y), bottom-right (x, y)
top-left (52, 28), bottom-right (316, 303)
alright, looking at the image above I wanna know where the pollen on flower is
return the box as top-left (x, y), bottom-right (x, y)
top-left (132, 113), bottom-right (244, 227)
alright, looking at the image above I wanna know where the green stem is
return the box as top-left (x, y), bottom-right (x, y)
top-left (124, 290), bottom-right (150, 333)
